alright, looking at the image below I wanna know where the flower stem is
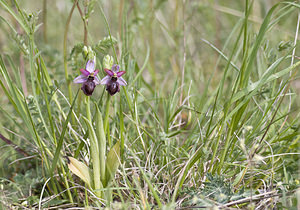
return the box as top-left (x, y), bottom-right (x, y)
top-left (85, 96), bottom-right (102, 198)
top-left (86, 96), bottom-right (91, 121)
top-left (119, 92), bottom-right (125, 161)
top-left (63, 0), bottom-right (79, 124)
top-left (42, 0), bottom-right (47, 43)
top-left (76, 1), bottom-right (88, 46)
top-left (104, 94), bottom-right (111, 147)
top-left (95, 104), bottom-right (106, 186)
top-left (98, 2), bottom-right (118, 63)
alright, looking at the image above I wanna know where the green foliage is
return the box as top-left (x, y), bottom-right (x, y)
top-left (94, 36), bottom-right (117, 55)
top-left (203, 173), bottom-right (234, 203)
top-left (70, 42), bottom-right (85, 71)
top-left (180, 173), bottom-right (251, 207)
top-left (66, 156), bottom-right (91, 187)
top-left (0, 168), bottom-right (43, 207)
top-left (69, 36), bottom-right (117, 72)
top-left (105, 141), bottom-right (120, 185)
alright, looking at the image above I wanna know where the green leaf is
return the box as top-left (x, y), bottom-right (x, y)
top-left (82, 115), bottom-right (102, 198)
top-left (105, 141), bottom-right (120, 185)
top-left (66, 156), bottom-right (91, 187)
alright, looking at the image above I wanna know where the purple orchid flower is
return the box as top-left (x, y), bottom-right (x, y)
top-left (100, 64), bottom-right (127, 96)
top-left (73, 60), bottom-right (100, 96)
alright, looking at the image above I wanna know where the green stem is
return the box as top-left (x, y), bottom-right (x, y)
top-left (42, 0), bottom-right (47, 43)
top-left (60, 162), bottom-right (74, 203)
top-left (95, 104), bottom-right (106, 186)
top-left (98, 2), bottom-right (118, 62)
top-left (119, 93), bottom-right (125, 162)
top-left (63, 0), bottom-right (79, 124)
top-left (28, 31), bottom-right (57, 194)
top-left (85, 96), bottom-right (102, 198)
top-left (86, 96), bottom-right (91, 121)
top-left (104, 94), bottom-right (111, 146)
top-left (76, 1), bottom-right (88, 46)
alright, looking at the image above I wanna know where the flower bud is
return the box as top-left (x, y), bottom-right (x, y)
top-left (87, 46), bottom-right (96, 61)
top-left (83, 46), bottom-right (96, 62)
top-left (103, 55), bottom-right (114, 69)
top-left (83, 46), bottom-right (88, 57)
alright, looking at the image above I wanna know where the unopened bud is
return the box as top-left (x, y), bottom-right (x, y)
top-left (103, 55), bottom-right (114, 69)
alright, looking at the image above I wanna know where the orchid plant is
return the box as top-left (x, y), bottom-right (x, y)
top-left (68, 56), bottom-right (126, 200)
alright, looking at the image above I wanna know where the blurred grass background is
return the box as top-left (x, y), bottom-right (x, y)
top-left (1, 0), bottom-right (299, 97)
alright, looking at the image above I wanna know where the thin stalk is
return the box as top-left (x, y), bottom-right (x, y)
top-left (28, 30), bottom-right (57, 194)
top-left (43, 0), bottom-right (47, 43)
top-left (119, 93), bottom-right (125, 161)
top-left (76, 2), bottom-right (88, 46)
top-left (86, 96), bottom-right (92, 122)
top-left (50, 89), bottom-right (80, 199)
top-left (218, 1), bottom-right (280, 174)
top-left (208, 22), bottom-right (244, 173)
top-left (75, 2), bottom-right (89, 124)
top-left (60, 162), bottom-right (73, 203)
top-left (104, 94), bottom-right (111, 146)
top-left (0, 133), bottom-right (29, 157)
top-left (242, 0), bottom-right (248, 59)
top-left (147, 0), bottom-right (157, 85)
top-left (41, 74), bottom-right (58, 149)
top-left (130, 149), bottom-right (162, 208)
top-left (179, 0), bottom-right (186, 125)
top-left (118, 0), bottom-right (124, 35)
top-left (95, 105), bottom-right (106, 186)
top-left (85, 96), bottom-right (102, 198)
top-left (12, 4), bottom-right (28, 96)
top-left (98, 2), bottom-right (118, 62)
top-left (63, 0), bottom-right (79, 124)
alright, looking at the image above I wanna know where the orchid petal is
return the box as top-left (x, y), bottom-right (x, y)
top-left (104, 69), bottom-right (114, 77)
top-left (118, 77), bottom-right (127, 86)
top-left (100, 75), bottom-right (111, 85)
top-left (80, 69), bottom-right (90, 77)
top-left (94, 69), bottom-right (99, 75)
top-left (73, 75), bottom-right (88, 84)
top-left (117, 71), bottom-right (126, 77)
top-left (112, 64), bottom-right (119, 72)
top-left (86, 60), bottom-right (95, 73)
top-left (94, 76), bottom-right (100, 85)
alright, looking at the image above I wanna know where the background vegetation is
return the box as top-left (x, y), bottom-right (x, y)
top-left (0, 0), bottom-right (299, 209)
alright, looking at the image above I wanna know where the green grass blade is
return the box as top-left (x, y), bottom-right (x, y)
top-left (51, 89), bottom-right (79, 175)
